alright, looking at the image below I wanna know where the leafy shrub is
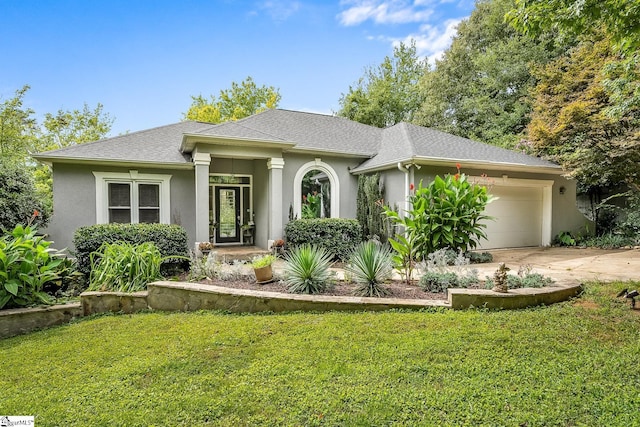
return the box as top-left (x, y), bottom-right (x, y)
top-left (485, 266), bottom-right (554, 289)
top-left (284, 218), bottom-right (362, 261)
top-left (188, 251), bottom-right (221, 281)
top-left (420, 271), bottom-right (460, 293)
top-left (346, 241), bottom-right (393, 297)
top-left (385, 173), bottom-right (493, 260)
top-left (554, 231), bottom-right (577, 246)
top-left (0, 225), bottom-right (67, 309)
top-left (73, 223), bottom-right (189, 275)
top-left (0, 161), bottom-right (49, 232)
top-left (283, 244), bottom-right (334, 294)
top-left (88, 242), bottom-right (173, 292)
top-left (466, 251), bottom-right (493, 264)
top-left (580, 233), bottom-right (636, 249)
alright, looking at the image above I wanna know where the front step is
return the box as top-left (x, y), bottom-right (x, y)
top-left (212, 246), bottom-right (272, 263)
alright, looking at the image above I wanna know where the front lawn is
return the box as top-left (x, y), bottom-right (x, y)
top-left (1, 281), bottom-right (639, 426)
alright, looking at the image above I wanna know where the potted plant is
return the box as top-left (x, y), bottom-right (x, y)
top-left (198, 241), bottom-right (214, 256)
top-left (251, 254), bottom-right (276, 283)
top-left (271, 238), bottom-right (285, 256)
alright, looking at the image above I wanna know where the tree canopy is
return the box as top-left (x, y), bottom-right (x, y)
top-left (414, 0), bottom-right (567, 148)
top-left (337, 41), bottom-right (428, 128)
top-left (184, 76), bottom-right (281, 124)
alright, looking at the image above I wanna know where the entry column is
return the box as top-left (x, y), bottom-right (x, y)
top-left (193, 152), bottom-right (211, 243)
top-left (267, 157), bottom-right (285, 246)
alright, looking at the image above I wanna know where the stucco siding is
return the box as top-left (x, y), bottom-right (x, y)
top-left (46, 164), bottom-right (198, 254)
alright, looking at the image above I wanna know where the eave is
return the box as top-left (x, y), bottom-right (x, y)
top-left (350, 156), bottom-right (564, 175)
top-left (31, 155), bottom-right (194, 170)
top-left (181, 133), bottom-right (296, 153)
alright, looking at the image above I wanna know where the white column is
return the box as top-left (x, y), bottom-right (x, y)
top-left (193, 152), bottom-right (211, 243)
top-left (267, 157), bottom-right (285, 246)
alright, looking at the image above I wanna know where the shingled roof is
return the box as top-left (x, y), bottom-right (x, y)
top-left (34, 109), bottom-right (558, 172)
top-left (350, 123), bottom-right (558, 172)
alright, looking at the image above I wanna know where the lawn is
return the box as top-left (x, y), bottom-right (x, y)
top-left (2, 281), bottom-right (639, 426)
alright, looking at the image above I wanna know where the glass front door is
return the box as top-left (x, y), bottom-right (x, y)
top-left (215, 187), bottom-right (240, 243)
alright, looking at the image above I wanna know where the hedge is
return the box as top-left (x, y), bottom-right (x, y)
top-left (73, 223), bottom-right (189, 275)
top-left (284, 218), bottom-right (362, 261)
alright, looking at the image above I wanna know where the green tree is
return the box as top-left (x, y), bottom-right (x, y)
top-left (414, 0), bottom-right (567, 148)
top-left (35, 103), bottom-right (113, 211)
top-left (0, 85), bottom-right (38, 165)
top-left (507, 0), bottom-right (640, 54)
top-left (38, 103), bottom-right (113, 152)
top-left (526, 36), bottom-right (640, 232)
top-left (184, 76), bottom-right (281, 124)
top-left (0, 160), bottom-right (49, 231)
top-left (507, 0), bottom-right (640, 122)
top-left (337, 41), bottom-right (428, 128)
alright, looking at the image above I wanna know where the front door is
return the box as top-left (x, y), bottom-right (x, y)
top-left (215, 186), bottom-right (241, 244)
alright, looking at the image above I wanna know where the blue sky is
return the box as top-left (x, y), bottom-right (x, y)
top-left (1, 0), bottom-right (475, 136)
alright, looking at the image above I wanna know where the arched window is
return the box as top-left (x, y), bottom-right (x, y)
top-left (293, 159), bottom-right (340, 219)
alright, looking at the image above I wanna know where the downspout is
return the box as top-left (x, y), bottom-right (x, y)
top-left (398, 162), bottom-right (410, 217)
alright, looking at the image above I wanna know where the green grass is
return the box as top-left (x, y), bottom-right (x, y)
top-left (1, 281), bottom-right (640, 426)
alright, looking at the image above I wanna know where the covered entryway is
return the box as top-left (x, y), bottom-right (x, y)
top-left (209, 175), bottom-right (253, 245)
top-left (476, 178), bottom-right (553, 249)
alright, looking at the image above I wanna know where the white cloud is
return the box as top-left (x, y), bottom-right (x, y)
top-left (395, 18), bottom-right (461, 62)
top-left (255, 1), bottom-right (301, 22)
top-left (338, 0), bottom-right (435, 26)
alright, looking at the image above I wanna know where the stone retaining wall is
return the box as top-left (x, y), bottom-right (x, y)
top-left (80, 291), bottom-right (149, 316)
top-left (147, 281), bottom-right (448, 313)
top-left (448, 283), bottom-right (583, 309)
top-left (0, 303), bottom-right (82, 339)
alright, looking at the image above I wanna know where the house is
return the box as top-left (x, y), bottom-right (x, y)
top-left (33, 109), bottom-right (588, 252)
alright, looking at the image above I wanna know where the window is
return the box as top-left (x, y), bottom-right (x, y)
top-left (94, 171), bottom-right (171, 224)
top-left (293, 159), bottom-right (340, 219)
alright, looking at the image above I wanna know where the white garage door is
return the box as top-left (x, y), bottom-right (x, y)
top-left (478, 185), bottom-right (543, 249)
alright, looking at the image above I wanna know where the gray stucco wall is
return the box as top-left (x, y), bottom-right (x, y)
top-left (47, 163), bottom-right (196, 253)
top-left (281, 154), bottom-right (363, 223)
top-left (378, 165), bottom-right (590, 242)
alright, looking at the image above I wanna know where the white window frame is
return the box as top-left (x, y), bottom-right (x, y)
top-left (293, 158), bottom-right (340, 219)
top-left (93, 171), bottom-right (172, 224)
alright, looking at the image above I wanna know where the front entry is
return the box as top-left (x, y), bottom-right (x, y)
top-left (215, 186), bottom-right (241, 244)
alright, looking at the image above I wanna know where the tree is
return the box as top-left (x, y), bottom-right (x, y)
top-left (414, 0), bottom-right (567, 148)
top-left (507, 0), bottom-right (640, 54)
top-left (507, 0), bottom-right (640, 122)
top-left (337, 41), bottom-right (428, 128)
top-left (526, 36), bottom-right (640, 231)
top-left (0, 85), bottom-right (38, 165)
top-left (0, 160), bottom-right (49, 232)
top-left (38, 103), bottom-right (113, 152)
top-left (184, 76), bottom-right (281, 124)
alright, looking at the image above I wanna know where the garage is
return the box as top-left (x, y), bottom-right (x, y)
top-left (477, 181), bottom-right (552, 249)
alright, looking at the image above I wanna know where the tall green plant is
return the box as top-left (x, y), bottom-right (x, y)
top-left (0, 225), bottom-right (65, 309)
top-left (385, 172), bottom-right (493, 284)
top-left (356, 173), bottom-right (387, 241)
top-left (283, 244), bottom-right (333, 294)
top-left (88, 242), bottom-right (174, 292)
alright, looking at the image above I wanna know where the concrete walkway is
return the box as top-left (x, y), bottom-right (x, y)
top-left (478, 247), bottom-right (640, 282)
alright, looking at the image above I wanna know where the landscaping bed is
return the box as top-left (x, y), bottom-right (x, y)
top-left (193, 276), bottom-right (471, 301)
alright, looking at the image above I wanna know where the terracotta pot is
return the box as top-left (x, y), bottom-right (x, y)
top-left (254, 265), bottom-right (273, 283)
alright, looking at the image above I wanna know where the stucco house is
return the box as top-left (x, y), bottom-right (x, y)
top-left (33, 109), bottom-right (587, 252)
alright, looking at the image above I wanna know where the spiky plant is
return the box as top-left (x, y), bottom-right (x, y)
top-left (346, 241), bottom-right (393, 297)
top-left (283, 244), bottom-right (333, 294)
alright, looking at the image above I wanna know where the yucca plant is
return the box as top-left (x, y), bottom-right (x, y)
top-left (283, 244), bottom-right (333, 294)
top-left (346, 241), bottom-right (393, 297)
top-left (88, 241), bottom-right (176, 292)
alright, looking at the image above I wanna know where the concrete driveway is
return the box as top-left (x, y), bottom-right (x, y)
top-left (477, 247), bottom-right (640, 282)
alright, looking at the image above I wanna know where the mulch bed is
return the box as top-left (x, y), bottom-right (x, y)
top-left (193, 276), bottom-right (449, 301)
